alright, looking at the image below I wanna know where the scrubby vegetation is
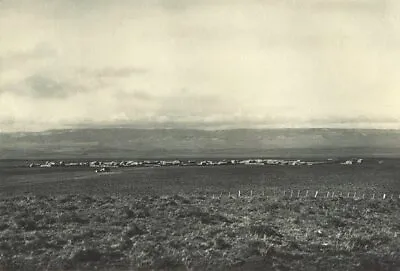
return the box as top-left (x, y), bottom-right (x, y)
top-left (0, 193), bottom-right (399, 270)
top-left (1, 162), bottom-right (400, 270)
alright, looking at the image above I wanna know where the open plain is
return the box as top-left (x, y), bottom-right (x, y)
top-left (0, 160), bottom-right (399, 270)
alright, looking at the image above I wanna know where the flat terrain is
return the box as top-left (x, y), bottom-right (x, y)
top-left (2, 159), bottom-right (400, 196)
top-left (0, 160), bottom-right (400, 270)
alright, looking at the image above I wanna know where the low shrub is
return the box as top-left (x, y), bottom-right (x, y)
top-left (123, 223), bottom-right (147, 237)
top-left (14, 218), bottom-right (37, 231)
top-left (70, 248), bottom-right (102, 263)
top-left (249, 224), bottom-right (283, 238)
top-left (58, 212), bottom-right (89, 224)
top-left (214, 237), bottom-right (231, 250)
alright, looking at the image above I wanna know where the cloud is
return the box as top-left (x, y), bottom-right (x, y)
top-left (116, 90), bottom-right (154, 101)
top-left (0, 43), bottom-right (57, 65)
top-left (0, 74), bottom-right (86, 99)
top-left (0, 0), bottom-right (400, 132)
top-left (79, 67), bottom-right (147, 78)
top-left (305, 0), bottom-right (386, 13)
top-left (155, 89), bottom-right (232, 118)
top-left (23, 75), bottom-right (71, 98)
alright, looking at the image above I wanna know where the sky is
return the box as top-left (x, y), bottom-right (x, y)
top-left (1, 0), bottom-right (400, 132)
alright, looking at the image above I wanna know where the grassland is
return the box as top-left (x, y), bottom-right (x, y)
top-left (0, 161), bottom-right (399, 270)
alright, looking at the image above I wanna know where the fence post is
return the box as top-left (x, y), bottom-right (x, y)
top-left (238, 190), bottom-right (241, 198)
top-left (315, 191), bottom-right (319, 198)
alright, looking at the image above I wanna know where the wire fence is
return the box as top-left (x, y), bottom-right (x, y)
top-left (201, 188), bottom-right (400, 201)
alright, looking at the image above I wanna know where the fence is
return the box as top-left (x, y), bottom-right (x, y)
top-left (204, 188), bottom-right (400, 201)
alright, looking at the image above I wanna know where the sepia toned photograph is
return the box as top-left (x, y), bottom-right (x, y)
top-left (0, 0), bottom-right (399, 270)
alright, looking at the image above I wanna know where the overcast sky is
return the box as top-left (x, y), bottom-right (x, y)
top-left (1, 0), bottom-right (400, 132)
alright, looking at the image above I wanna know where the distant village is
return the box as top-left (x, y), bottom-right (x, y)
top-left (28, 157), bottom-right (366, 169)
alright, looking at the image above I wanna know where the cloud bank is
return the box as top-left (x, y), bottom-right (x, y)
top-left (1, 0), bottom-right (400, 132)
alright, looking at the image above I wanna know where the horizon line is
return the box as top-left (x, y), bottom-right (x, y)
top-left (2, 126), bottom-right (400, 134)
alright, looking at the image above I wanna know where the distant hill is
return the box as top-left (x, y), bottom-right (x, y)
top-left (1, 128), bottom-right (400, 159)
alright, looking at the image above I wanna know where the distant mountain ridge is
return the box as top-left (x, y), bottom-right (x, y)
top-left (1, 128), bottom-right (400, 159)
